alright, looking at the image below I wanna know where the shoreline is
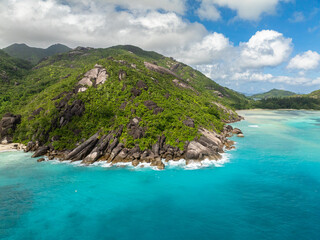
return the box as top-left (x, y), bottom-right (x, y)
top-left (49, 151), bottom-right (232, 170)
top-left (0, 124), bottom-right (243, 170)
top-left (237, 108), bottom-right (320, 111)
top-left (0, 143), bottom-right (25, 152)
top-left (0, 117), bottom-right (244, 170)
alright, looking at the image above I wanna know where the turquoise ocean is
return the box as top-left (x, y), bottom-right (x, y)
top-left (1, 110), bottom-right (320, 240)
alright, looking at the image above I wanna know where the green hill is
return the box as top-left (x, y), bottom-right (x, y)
top-left (251, 89), bottom-right (296, 99)
top-left (307, 90), bottom-right (320, 98)
top-left (0, 49), bottom-right (32, 83)
top-left (3, 43), bottom-right (71, 64)
top-left (0, 45), bottom-right (250, 168)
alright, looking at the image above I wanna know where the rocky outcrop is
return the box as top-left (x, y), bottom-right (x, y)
top-left (118, 70), bottom-right (127, 81)
top-left (213, 102), bottom-right (242, 123)
top-left (0, 113), bottom-right (21, 144)
top-left (213, 91), bottom-right (224, 98)
top-left (32, 146), bottom-right (49, 158)
top-left (144, 62), bottom-right (181, 79)
top-left (37, 158), bottom-right (45, 162)
top-left (144, 100), bottom-right (163, 115)
top-left (185, 130), bottom-right (222, 161)
top-left (172, 79), bottom-right (196, 92)
top-left (136, 80), bottom-right (148, 90)
top-left (58, 99), bottom-right (85, 127)
top-left (66, 132), bottom-right (100, 161)
top-left (29, 122), bottom-right (241, 170)
top-left (232, 128), bottom-right (244, 137)
top-left (183, 118), bottom-right (195, 128)
top-left (127, 117), bottom-right (145, 139)
top-left (131, 87), bottom-right (142, 97)
top-left (77, 64), bottom-right (108, 92)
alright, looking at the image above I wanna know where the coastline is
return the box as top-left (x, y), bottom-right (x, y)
top-left (237, 108), bottom-right (320, 111)
top-left (0, 143), bottom-right (25, 152)
top-left (18, 122), bottom-right (243, 170)
top-left (0, 116), bottom-right (244, 170)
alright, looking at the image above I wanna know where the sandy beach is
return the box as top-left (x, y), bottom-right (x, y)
top-left (0, 143), bottom-right (25, 152)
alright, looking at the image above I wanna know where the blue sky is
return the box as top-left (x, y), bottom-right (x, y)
top-left (0, 0), bottom-right (319, 94)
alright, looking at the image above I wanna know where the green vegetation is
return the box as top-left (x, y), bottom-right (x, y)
top-left (3, 43), bottom-right (319, 153)
top-left (307, 90), bottom-right (320, 99)
top-left (0, 49), bottom-right (33, 82)
top-left (254, 97), bottom-right (320, 110)
top-left (250, 88), bottom-right (296, 99)
top-left (3, 43), bottom-right (71, 64)
top-left (0, 45), bottom-right (249, 151)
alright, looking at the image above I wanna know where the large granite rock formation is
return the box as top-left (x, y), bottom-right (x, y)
top-left (0, 113), bottom-right (21, 144)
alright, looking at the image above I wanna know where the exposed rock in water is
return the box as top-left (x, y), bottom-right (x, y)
top-left (32, 146), bottom-right (49, 158)
top-left (37, 158), bottom-right (45, 162)
top-left (66, 131), bottom-right (100, 161)
top-left (30, 121), bottom-right (240, 171)
top-left (150, 158), bottom-right (165, 170)
top-left (232, 128), bottom-right (242, 134)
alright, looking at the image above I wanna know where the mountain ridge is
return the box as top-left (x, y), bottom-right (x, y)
top-left (3, 43), bottom-right (71, 64)
top-left (250, 88), bottom-right (296, 99)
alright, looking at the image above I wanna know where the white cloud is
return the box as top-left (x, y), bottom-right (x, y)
top-left (289, 11), bottom-right (305, 22)
top-left (287, 50), bottom-right (320, 70)
top-left (60, 0), bottom-right (187, 14)
top-left (239, 30), bottom-right (292, 68)
top-left (197, 2), bottom-right (221, 21)
top-left (196, 0), bottom-right (291, 21)
top-left (192, 30), bottom-right (320, 88)
top-left (176, 33), bottom-right (231, 65)
top-left (0, 0), bottom-right (319, 92)
top-left (0, 0), bottom-right (205, 51)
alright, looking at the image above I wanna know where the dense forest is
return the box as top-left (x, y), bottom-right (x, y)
top-left (254, 97), bottom-right (320, 110)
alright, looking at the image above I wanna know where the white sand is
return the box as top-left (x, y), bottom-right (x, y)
top-left (0, 143), bottom-right (25, 152)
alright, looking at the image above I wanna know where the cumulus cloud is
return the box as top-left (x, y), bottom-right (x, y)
top-left (192, 30), bottom-right (320, 88)
top-left (176, 33), bottom-right (231, 65)
top-left (0, 0), bottom-right (205, 51)
top-left (59, 0), bottom-right (187, 14)
top-left (196, 0), bottom-right (291, 21)
top-left (196, 2), bottom-right (221, 21)
top-left (287, 50), bottom-right (320, 70)
top-left (239, 30), bottom-right (292, 68)
top-left (0, 0), bottom-right (319, 92)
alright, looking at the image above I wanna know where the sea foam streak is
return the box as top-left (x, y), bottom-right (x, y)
top-left (47, 153), bottom-right (231, 171)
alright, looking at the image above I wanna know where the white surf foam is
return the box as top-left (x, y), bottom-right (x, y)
top-left (48, 153), bottom-right (231, 171)
top-left (248, 125), bottom-right (259, 128)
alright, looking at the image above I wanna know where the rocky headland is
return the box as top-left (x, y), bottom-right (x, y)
top-left (0, 108), bottom-right (244, 169)
top-left (0, 45), bottom-right (247, 169)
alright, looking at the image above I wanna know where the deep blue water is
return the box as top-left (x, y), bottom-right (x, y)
top-left (1, 110), bottom-right (320, 240)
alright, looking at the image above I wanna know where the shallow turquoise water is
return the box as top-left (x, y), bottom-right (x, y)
top-left (1, 110), bottom-right (320, 240)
